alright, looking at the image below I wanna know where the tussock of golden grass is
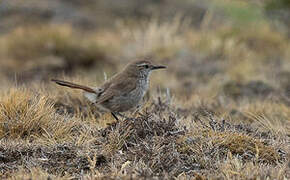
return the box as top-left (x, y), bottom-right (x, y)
top-left (219, 155), bottom-right (287, 180)
top-left (209, 131), bottom-right (279, 163)
top-left (241, 102), bottom-right (290, 135)
top-left (0, 88), bottom-right (77, 142)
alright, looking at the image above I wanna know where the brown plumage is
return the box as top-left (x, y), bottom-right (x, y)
top-left (52, 60), bottom-right (166, 120)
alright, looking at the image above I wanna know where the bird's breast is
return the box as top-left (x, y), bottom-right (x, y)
top-left (125, 78), bottom-right (149, 103)
top-left (135, 77), bottom-right (149, 98)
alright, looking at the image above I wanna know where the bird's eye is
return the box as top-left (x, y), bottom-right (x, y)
top-left (144, 65), bottom-right (149, 69)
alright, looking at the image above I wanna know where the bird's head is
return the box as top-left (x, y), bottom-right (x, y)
top-left (126, 60), bottom-right (166, 78)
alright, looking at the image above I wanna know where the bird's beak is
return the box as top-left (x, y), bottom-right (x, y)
top-left (151, 65), bottom-right (166, 70)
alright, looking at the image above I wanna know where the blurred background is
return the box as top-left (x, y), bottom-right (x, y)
top-left (0, 0), bottom-right (290, 101)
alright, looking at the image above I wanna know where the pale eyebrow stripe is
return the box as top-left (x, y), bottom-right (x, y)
top-left (137, 63), bottom-right (148, 67)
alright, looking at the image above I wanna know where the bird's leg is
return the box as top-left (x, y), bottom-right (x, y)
top-left (111, 112), bottom-right (119, 121)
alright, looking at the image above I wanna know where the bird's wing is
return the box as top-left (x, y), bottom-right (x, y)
top-left (96, 76), bottom-right (137, 104)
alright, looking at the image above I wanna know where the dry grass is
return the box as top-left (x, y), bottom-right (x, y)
top-left (241, 102), bottom-right (290, 135)
top-left (210, 131), bottom-right (279, 163)
top-left (0, 87), bottom-right (288, 179)
top-left (0, 88), bottom-right (79, 143)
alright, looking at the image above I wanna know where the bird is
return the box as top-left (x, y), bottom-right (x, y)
top-left (51, 59), bottom-right (166, 120)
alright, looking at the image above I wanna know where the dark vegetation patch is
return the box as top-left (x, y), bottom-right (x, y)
top-left (0, 0), bottom-right (208, 31)
top-left (0, 143), bottom-right (106, 179)
top-left (223, 80), bottom-right (275, 99)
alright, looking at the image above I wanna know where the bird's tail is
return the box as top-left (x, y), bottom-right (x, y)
top-left (51, 79), bottom-right (96, 94)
